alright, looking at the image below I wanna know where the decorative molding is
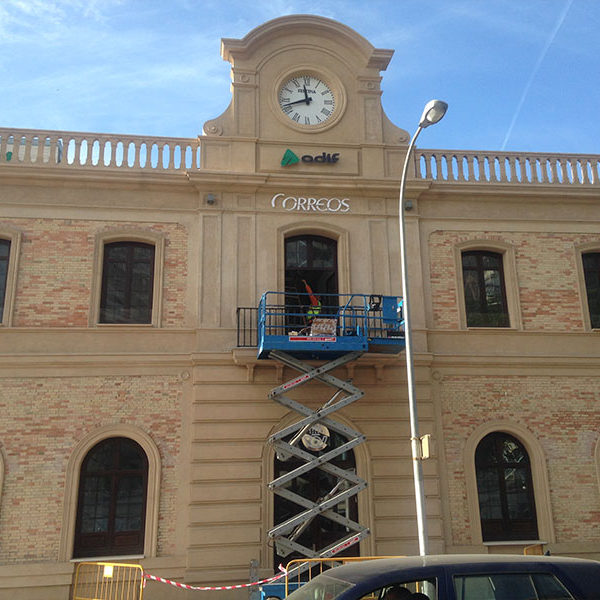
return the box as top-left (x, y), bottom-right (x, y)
top-left (463, 421), bottom-right (555, 546)
top-left (59, 424), bottom-right (162, 561)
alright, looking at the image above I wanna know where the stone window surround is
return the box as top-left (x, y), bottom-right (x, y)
top-left (575, 242), bottom-right (600, 331)
top-left (59, 424), bottom-right (161, 562)
top-left (0, 226), bottom-right (22, 327)
top-left (454, 239), bottom-right (522, 330)
top-left (89, 230), bottom-right (165, 327)
top-left (277, 221), bottom-right (350, 294)
top-left (463, 421), bottom-right (555, 547)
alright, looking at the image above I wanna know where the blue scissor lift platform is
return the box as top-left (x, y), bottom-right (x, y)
top-left (257, 292), bottom-right (405, 360)
top-left (258, 293), bottom-right (405, 594)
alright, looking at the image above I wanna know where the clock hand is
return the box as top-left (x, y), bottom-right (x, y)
top-left (303, 85), bottom-right (311, 104)
top-left (282, 97), bottom-right (313, 107)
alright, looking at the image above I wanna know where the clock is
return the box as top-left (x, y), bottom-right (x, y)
top-left (277, 73), bottom-right (336, 127)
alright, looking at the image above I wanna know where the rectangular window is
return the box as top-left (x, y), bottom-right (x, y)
top-left (462, 251), bottom-right (509, 327)
top-left (99, 242), bottom-right (155, 324)
top-left (582, 252), bottom-right (600, 328)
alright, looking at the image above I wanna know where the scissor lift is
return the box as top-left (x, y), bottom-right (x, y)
top-left (257, 292), bottom-right (405, 580)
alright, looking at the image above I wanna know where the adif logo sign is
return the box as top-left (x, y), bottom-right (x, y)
top-left (281, 149), bottom-right (340, 166)
top-left (271, 193), bottom-right (350, 213)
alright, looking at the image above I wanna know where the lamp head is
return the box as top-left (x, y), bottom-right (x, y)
top-left (419, 99), bottom-right (448, 128)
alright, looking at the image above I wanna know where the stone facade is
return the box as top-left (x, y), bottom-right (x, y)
top-left (0, 13), bottom-right (599, 600)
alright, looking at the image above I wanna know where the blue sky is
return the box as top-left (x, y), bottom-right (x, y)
top-left (2, 0), bottom-right (598, 154)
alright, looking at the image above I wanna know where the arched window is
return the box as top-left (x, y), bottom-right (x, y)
top-left (462, 251), bottom-right (509, 327)
top-left (475, 432), bottom-right (538, 541)
top-left (273, 429), bottom-right (358, 568)
top-left (74, 437), bottom-right (148, 558)
top-left (100, 242), bottom-right (155, 324)
top-left (582, 252), bottom-right (600, 329)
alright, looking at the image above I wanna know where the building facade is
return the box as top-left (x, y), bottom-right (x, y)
top-left (0, 14), bottom-right (599, 600)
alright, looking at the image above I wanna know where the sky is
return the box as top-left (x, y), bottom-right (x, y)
top-left (1, 0), bottom-right (599, 155)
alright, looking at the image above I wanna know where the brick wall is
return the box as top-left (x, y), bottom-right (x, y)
top-left (2, 219), bottom-right (188, 327)
top-left (0, 374), bottom-right (183, 563)
top-left (429, 231), bottom-right (597, 331)
top-left (440, 375), bottom-right (600, 545)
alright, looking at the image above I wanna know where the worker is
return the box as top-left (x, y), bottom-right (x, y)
top-left (303, 279), bottom-right (321, 321)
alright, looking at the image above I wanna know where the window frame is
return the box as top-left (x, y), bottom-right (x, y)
top-left (454, 240), bottom-right (521, 330)
top-left (73, 437), bottom-right (149, 558)
top-left (0, 227), bottom-right (22, 326)
top-left (59, 424), bottom-right (161, 561)
top-left (463, 422), bottom-right (554, 547)
top-left (577, 246), bottom-right (600, 330)
top-left (90, 231), bottom-right (165, 327)
top-left (277, 223), bottom-right (350, 295)
top-left (475, 432), bottom-right (538, 542)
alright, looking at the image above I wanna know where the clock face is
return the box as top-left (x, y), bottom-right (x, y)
top-left (277, 74), bottom-right (336, 126)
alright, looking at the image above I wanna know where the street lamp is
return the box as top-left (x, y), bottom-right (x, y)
top-left (398, 99), bottom-right (448, 557)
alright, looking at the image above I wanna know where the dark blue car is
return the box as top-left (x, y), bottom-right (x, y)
top-left (284, 555), bottom-right (600, 600)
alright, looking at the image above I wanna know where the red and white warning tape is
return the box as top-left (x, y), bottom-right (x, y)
top-left (143, 566), bottom-right (287, 592)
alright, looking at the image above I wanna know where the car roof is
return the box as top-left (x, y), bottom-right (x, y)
top-left (321, 554), bottom-right (600, 586)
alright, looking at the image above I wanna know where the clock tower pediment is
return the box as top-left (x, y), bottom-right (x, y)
top-left (201, 15), bottom-right (409, 178)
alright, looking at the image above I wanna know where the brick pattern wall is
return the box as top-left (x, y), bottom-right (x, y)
top-left (429, 231), bottom-right (597, 330)
top-left (440, 375), bottom-right (600, 545)
top-left (2, 219), bottom-right (188, 327)
top-left (0, 374), bottom-right (183, 563)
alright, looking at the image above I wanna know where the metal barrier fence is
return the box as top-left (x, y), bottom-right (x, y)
top-left (73, 562), bottom-right (144, 600)
top-left (284, 556), bottom-right (401, 596)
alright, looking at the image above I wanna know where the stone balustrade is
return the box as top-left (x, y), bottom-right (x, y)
top-left (1, 127), bottom-right (599, 186)
top-left (0, 128), bottom-right (200, 171)
top-left (415, 149), bottom-right (600, 185)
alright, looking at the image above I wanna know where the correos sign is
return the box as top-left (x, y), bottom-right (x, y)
top-left (271, 193), bottom-right (350, 213)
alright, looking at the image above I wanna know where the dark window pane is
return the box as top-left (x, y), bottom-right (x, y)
top-left (85, 442), bottom-right (114, 472)
top-left (583, 252), bottom-right (600, 328)
top-left (0, 239), bottom-right (11, 322)
top-left (80, 476), bottom-right (111, 533)
top-left (462, 251), bottom-right (509, 327)
top-left (115, 476), bottom-right (144, 531)
top-left (475, 432), bottom-right (538, 541)
top-left (100, 242), bottom-right (155, 324)
top-left (482, 253), bottom-right (502, 269)
top-left (119, 440), bottom-right (146, 470)
top-left (74, 437), bottom-right (148, 557)
top-left (476, 468), bottom-right (503, 519)
top-left (284, 235), bottom-right (338, 328)
top-left (0, 240), bottom-right (10, 259)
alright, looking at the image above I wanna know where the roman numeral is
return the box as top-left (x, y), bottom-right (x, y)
top-left (292, 113), bottom-right (300, 122)
top-left (321, 108), bottom-right (331, 116)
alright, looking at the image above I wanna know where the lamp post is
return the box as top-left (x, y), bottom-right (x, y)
top-left (398, 99), bottom-right (448, 557)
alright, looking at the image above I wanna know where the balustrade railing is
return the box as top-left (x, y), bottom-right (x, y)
top-left (415, 149), bottom-right (599, 185)
top-left (2, 127), bottom-right (599, 186)
top-left (0, 128), bottom-right (200, 172)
